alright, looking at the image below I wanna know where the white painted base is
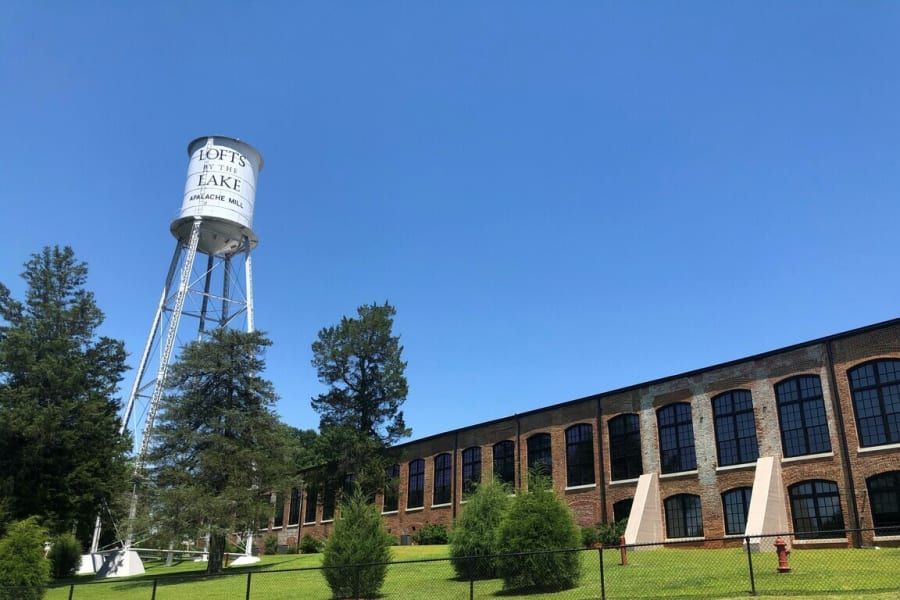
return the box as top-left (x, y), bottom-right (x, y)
top-left (230, 554), bottom-right (261, 566)
top-left (77, 554), bottom-right (98, 575)
top-left (96, 549), bottom-right (146, 578)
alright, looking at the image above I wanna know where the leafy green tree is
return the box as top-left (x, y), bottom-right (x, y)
top-left (0, 517), bottom-right (51, 600)
top-left (450, 480), bottom-right (511, 580)
top-left (310, 302), bottom-right (410, 495)
top-left (321, 490), bottom-right (392, 599)
top-left (146, 328), bottom-right (291, 574)
top-left (495, 474), bottom-right (582, 591)
top-left (0, 247), bottom-right (130, 544)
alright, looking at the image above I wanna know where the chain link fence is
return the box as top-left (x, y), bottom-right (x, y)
top-left (30, 528), bottom-right (900, 599)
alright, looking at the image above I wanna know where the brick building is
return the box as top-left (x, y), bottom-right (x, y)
top-left (266, 318), bottom-right (900, 550)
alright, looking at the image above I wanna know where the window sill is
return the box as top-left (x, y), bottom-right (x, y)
top-left (406, 506), bottom-right (424, 513)
top-left (302, 521), bottom-right (316, 526)
top-left (431, 503), bottom-right (452, 509)
top-left (565, 483), bottom-right (597, 492)
top-left (781, 452), bottom-right (833, 464)
top-left (609, 477), bottom-right (640, 486)
top-left (660, 470), bottom-right (698, 479)
top-left (286, 523), bottom-right (300, 529)
top-left (271, 526), bottom-right (283, 531)
top-left (716, 462), bottom-right (756, 473)
top-left (321, 519), bottom-right (334, 524)
top-left (381, 510), bottom-right (399, 516)
top-left (873, 535), bottom-right (900, 542)
top-left (666, 536), bottom-right (705, 543)
top-left (793, 537), bottom-right (846, 545)
top-left (858, 442), bottom-right (900, 454)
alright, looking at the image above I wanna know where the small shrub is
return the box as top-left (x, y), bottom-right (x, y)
top-left (580, 526), bottom-right (599, 548)
top-left (450, 479), bottom-right (511, 580)
top-left (596, 518), bottom-right (627, 546)
top-left (413, 523), bottom-right (448, 545)
top-left (300, 534), bottom-right (323, 554)
top-left (286, 544), bottom-right (299, 554)
top-left (263, 534), bottom-right (278, 555)
top-left (47, 533), bottom-right (81, 579)
top-left (495, 474), bottom-right (581, 591)
top-left (322, 491), bottom-right (392, 599)
top-left (0, 517), bottom-right (51, 600)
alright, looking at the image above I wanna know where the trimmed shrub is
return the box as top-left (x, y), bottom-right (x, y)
top-left (495, 475), bottom-right (581, 591)
top-left (300, 534), bottom-right (323, 554)
top-left (263, 534), bottom-right (278, 555)
top-left (413, 523), bottom-right (448, 545)
top-left (0, 517), bottom-right (51, 600)
top-left (322, 491), bottom-right (392, 599)
top-left (450, 479), bottom-right (511, 580)
top-left (580, 526), bottom-right (599, 548)
top-left (47, 533), bottom-right (81, 579)
top-left (596, 518), bottom-right (627, 546)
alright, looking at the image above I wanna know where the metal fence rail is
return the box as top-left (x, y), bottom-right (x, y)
top-left (27, 528), bottom-right (900, 599)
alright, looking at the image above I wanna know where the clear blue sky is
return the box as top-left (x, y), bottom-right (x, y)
top-left (2, 2), bottom-right (899, 442)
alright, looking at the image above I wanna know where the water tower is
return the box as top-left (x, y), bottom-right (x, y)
top-left (95, 136), bottom-right (264, 576)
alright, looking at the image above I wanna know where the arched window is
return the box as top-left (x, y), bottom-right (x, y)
top-left (433, 453), bottom-right (452, 505)
top-left (303, 486), bottom-right (318, 524)
top-left (608, 414), bottom-right (642, 480)
top-left (866, 471), bottom-right (900, 534)
top-left (492, 440), bottom-right (515, 486)
top-left (322, 481), bottom-right (336, 521)
top-left (273, 492), bottom-right (285, 528)
top-left (775, 376), bottom-right (831, 457)
top-left (407, 458), bottom-right (425, 509)
top-left (848, 360), bottom-right (900, 447)
top-left (658, 403), bottom-right (696, 474)
top-left (613, 498), bottom-right (633, 523)
top-left (565, 424), bottom-right (595, 487)
top-left (462, 446), bottom-right (482, 495)
top-left (288, 487), bottom-right (302, 526)
top-left (788, 480), bottom-right (844, 539)
top-left (665, 494), bottom-right (703, 539)
top-left (383, 464), bottom-right (400, 513)
top-left (527, 432), bottom-right (552, 478)
top-left (721, 487), bottom-right (752, 535)
top-left (712, 390), bottom-right (759, 467)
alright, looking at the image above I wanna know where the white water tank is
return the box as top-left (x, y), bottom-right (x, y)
top-left (171, 136), bottom-right (264, 256)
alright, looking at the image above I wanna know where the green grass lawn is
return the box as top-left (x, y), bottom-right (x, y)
top-left (45, 545), bottom-right (900, 600)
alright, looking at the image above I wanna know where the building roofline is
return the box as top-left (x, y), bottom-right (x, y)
top-left (396, 316), bottom-right (900, 449)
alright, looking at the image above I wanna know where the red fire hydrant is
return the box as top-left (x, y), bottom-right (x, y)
top-left (774, 536), bottom-right (791, 573)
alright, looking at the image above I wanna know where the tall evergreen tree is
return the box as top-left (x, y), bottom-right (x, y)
top-left (146, 328), bottom-right (290, 574)
top-left (310, 302), bottom-right (410, 496)
top-left (0, 247), bottom-right (130, 545)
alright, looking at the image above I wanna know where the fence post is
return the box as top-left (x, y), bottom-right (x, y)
top-left (245, 571), bottom-right (252, 600)
top-left (150, 578), bottom-right (158, 600)
top-left (469, 574), bottom-right (474, 600)
top-left (744, 536), bottom-right (757, 596)
top-left (598, 546), bottom-right (606, 600)
top-left (68, 583), bottom-right (75, 600)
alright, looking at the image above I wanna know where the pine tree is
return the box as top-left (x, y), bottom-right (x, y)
top-left (0, 247), bottom-right (129, 544)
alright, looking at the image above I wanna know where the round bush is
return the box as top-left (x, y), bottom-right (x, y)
top-left (0, 517), bottom-right (51, 600)
top-left (495, 476), bottom-right (581, 591)
top-left (450, 480), bottom-right (510, 580)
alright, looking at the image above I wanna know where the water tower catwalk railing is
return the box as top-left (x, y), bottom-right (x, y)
top-left (90, 137), bottom-right (264, 577)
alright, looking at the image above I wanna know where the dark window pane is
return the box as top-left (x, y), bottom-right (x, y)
top-left (665, 494), bottom-right (704, 539)
top-left (462, 447), bottom-right (482, 495)
top-left (383, 464), bottom-right (400, 513)
top-left (493, 440), bottom-right (515, 485)
top-left (776, 376), bottom-right (832, 457)
top-left (609, 414), bottom-right (643, 480)
top-left (613, 498), bottom-right (633, 524)
top-left (867, 471), bottom-right (900, 534)
top-left (527, 433), bottom-right (552, 479)
top-left (407, 459), bottom-right (425, 509)
top-left (304, 487), bottom-right (318, 524)
top-left (288, 487), bottom-right (302, 526)
top-left (713, 390), bottom-right (759, 467)
top-left (433, 453), bottom-right (452, 505)
top-left (789, 479), bottom-right (845, 539)
top-left (658, 403), bottom-right (697, 474)
top-left (849, 360), bottom-right (900, 447)
top-left (566, 424), bottom-right (595, 487)
top-left (722, 487), bottom-right (752, 535)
